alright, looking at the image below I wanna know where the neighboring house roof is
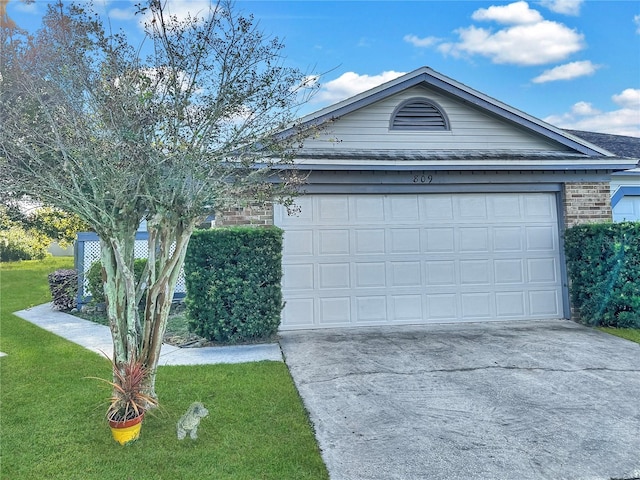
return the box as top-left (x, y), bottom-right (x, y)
top-left (564, 130), bottom-right (640, 160)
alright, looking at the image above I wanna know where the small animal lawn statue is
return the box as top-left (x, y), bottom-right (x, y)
top-left (177, 402), bottom-right (209, 440)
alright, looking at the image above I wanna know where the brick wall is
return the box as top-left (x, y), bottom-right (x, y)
top-left (215, 203), bottom-right (274, 226)
top-left (563, 182), bottom-right (612, 321)
top-left (563, 182), bottom-right (612, 228)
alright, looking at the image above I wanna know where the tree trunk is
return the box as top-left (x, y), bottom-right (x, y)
top-left (100, 234), bottom-right (141, 367)
top-left (140, 216), bottom-right (196, 399)
top-left (100, 219), bottom-right (195, 403)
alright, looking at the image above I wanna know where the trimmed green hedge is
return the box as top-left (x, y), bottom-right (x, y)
top-left (184, 227), bottom-right (284, 344)
top-left (564, 222), bottom-right (640, 327)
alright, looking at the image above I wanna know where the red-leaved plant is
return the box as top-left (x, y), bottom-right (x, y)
top-left (89, 353), bottom-right (158, 423)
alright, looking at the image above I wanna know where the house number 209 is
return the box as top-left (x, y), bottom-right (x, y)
top-left (412, 175), bottom-right (433, 184)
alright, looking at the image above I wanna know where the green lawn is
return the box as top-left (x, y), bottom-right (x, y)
top-left (0, 257), bottom-right (328, 480)
top-left (598, 326), bottom-right (640, 345)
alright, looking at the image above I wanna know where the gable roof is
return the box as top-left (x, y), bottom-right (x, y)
top-left (290, 67), bottom-right (614, 158)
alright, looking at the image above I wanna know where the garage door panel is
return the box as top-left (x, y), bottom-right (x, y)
top-left (283, 264), bottom-right (314, 290)
top-left (284, 230), bottom-right (314, 255)
top-left (458, 195), bottom-right (488, 220)
top-left (355, 296), bottom-right (387, 322)
top-left (389, 228), bottom-right (421, 253)
top-left (491, 194), bottom-right (522, 219)
top-left (529, 290), bottom-right (561, 316)
top-left (354, 196), bottom-right (385, 222)
top-left (390, 261), bottom-right (422, 286)
top-left (426, 294), bottom-right (458, 319)
top-left (318, 197), bottom-right (349, 222)
top-left (423, 196), bottom-right (454, 219)
top-left (525, 226), bottom-right (557, 251)
top-left (391, 295), bottom-right (423, 321)
top-left (494, 259), bottom-right (524, 284)
top-left (277, 196), bottom-right (314, 225)
top-left (527, 258), bottom-right (558, 283)
top-left (276, 193), bottom-right (564, 329)
top-left (460, 260), bottom-right (491, 285)
top-left (319, 297), bottom-right (351, 324)
top-left (615, 199), bottom-right (635, 216)
top-left (613, 195), bottom-right (640, 222)
top-left (389, 196), bottom-right (420, 221)
top-left (282, 299), bottom-right (315, 327)
top-left (318, 230), bottom-right (350, 255)
top-left (461, 293), bottom-right (492, 318)
top-left (459, 227), bottom-right (489, 252)
top-left (493, 226), bottom-right (523, 251)
top-left (426, 260), bottom-right (456, 285)
top-left (355, 263), bottom-right (386, 287)
top-left (425, 228), bottom-right (455, 252)
top-left (524, 194), bottom-right (555, 218)
top-left (318, 263), bottom-right (350, 289)
top-left (496, 292), bottom-right (526, 317)
top-left (355, 229), bottom-right (385, 254)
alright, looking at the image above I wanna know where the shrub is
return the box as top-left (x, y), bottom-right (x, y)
top-left (564, 221), bottom-right (640, 328)
top-left (0, 225), bottom-right (50, 262)
top-left (48, 269), bottom-right (78, 311)
top-left (86, 258), bottom-right (148, 304)
top-left (184, 227), bottom-right (283, 344)
top-left (29, 206), bottom-right (90, 247)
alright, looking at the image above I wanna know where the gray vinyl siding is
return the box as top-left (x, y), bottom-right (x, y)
top-left (303, 86), bottom-right (570, 152)
top-left (611, 173), bottom-right (640, 193)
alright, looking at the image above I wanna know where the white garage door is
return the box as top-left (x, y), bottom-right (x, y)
top-left (275, 193), bottom-right (563, 330)
top-left (613, 196), bottom-right (640, 222)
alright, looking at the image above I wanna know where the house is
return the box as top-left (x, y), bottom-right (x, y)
top-left (229, 67), bottom-right (640, 330)
top-left (565, 130), bottom-right (640, 222)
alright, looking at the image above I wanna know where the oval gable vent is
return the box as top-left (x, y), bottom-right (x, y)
top-left (390, 98), bottom-right (450, 131)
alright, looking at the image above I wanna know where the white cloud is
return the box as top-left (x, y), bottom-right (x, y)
top-left (314, 71), bottom-right (406, 104)
top-left (406, 2), bottom-right (586, 67)
top-left (539, 0), bottom-right (583, 16)
top-left (634, 14), bottom-right (640, 34)
top-left (109, 7), bottom-right (137, 21)
top-left (472, 1), bottom-right (542, 25)
top-left (159, 0), bottom-right (214, 20)
top-left (439, 20), bottom-right (584, 66)
top-left (532, 60), bottom-right (600, 83)
top-left (404, 34), bottom-right (440, 48)
top-left (135, 0), bottom-right (216, 28)
top-left (571, 101), bottom-right (600, 116)
top-left (612, 88), bottom-right (640, 109)
top-left (12, 0), bottom-right (38, 14)
top-left (544, 88), bottom-right (640, 137)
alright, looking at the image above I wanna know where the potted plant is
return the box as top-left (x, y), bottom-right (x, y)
top-left (90, 354), bottom-right (158, 445)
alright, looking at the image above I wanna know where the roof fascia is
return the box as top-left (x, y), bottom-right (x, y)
top-left (265, 158), bottom-right (638, 172)
top-left (296, 164), bottom-right (635, 171)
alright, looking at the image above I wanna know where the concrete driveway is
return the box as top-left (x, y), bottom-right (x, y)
top-left (279, 320), bottom-right (640, 480)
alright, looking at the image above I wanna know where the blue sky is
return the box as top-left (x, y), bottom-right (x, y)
top-left (6, 0), bottom-right (640, 137)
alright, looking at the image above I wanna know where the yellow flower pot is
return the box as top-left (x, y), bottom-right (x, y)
top-left (109, 414), bottom-right (144, 445)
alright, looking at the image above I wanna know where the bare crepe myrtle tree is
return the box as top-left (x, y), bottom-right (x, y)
top-left (0, 0), bottom-right (314, 401)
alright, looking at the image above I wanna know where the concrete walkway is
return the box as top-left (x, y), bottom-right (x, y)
top-left (13, 303), bottom-right (282, 365)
